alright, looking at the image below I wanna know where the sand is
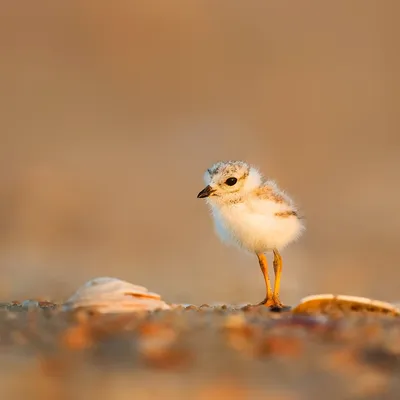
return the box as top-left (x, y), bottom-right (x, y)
top-left (1, 301), bottom-right (400, 400)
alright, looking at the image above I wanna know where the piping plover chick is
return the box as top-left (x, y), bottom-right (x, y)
top-left (197, 160), bottom-right (305, 308)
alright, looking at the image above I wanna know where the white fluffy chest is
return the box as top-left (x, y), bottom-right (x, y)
top-left (209, 199), bottom-right (302, 253)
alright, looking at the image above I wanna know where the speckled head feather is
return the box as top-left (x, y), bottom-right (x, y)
top-left (207, 160), bottom-right (250, 179)
top-left (201, 160), bottom-right (263, 203)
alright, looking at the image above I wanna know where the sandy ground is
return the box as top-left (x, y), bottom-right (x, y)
top-left (1, 302), bottom-right (400, 400)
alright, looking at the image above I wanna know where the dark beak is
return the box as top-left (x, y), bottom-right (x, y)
top-left (197, 185), bottom-right (215, 198)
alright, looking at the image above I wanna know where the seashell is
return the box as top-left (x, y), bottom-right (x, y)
top-left (62, 277), bottom-right (171, 313)
top-left (292, 294), bottom-right (400, 316)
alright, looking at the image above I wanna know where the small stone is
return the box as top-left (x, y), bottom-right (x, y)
top-left (38, 301), bottom-right (58, 309)
top-left (183, 305), bottom-right (198, 310)
top-left (21, 300), bottom-right (40, 310)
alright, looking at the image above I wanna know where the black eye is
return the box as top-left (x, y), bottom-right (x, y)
top-left (225, 177), bottom-right (237, 186)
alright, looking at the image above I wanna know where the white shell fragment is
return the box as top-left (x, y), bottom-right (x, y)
top-left (292, 294), bottom-right (400, 316)
top-left (62, 277), bottom-right (171, 313)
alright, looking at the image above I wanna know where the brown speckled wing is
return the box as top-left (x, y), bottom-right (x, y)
top-left (275, 210), bottom-right (298, 218)
top-left (254, 184), bottom-right (287, 204)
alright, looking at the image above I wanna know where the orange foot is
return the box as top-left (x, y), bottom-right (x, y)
top-left (257, 297), bottom-right (286, 309)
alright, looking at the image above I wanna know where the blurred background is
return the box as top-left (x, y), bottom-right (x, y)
top-left (0, 0), bottom-right (399, 306)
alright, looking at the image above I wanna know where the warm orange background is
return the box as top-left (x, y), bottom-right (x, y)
top-left (1, 1), bottom-right (399, 306)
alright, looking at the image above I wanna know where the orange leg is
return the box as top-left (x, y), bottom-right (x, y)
top-left (256, 253), bottom-right (275, 306)
top-left (272, 249), bottom-right (284, 307)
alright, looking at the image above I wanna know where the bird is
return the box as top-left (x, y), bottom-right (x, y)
top-left (197, 160), bottom-right (305, 308)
